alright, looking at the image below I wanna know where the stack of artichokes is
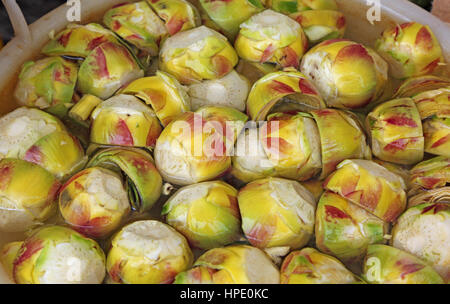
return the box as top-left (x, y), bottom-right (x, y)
top-left (0, 0), bottom-right (448, 284)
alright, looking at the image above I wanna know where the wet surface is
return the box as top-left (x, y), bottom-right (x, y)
top-left (0, 0), bottom-right (66, 42)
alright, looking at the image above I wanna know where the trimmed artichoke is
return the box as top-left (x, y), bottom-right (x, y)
top-left (0, 241), bottom-right (23, 279)
top-left (0, 159), bottom-right (60, 232)
top-left (375, 22), bottom-right (444, 79)
top-left (408, 187), bottom-right (450, 208)
top-left (77, 42), bottom-right (144, 99)
top-left (410, 156), bottom-right (449, 192)
top-left (259, 112), bottom-right (322, 181)
top-left (120, 71), bottom-right (190, 126)
top-left (159, 26), bottom-right (238, 84)
top-left (391, 203), bottom-right (450, 283)
top-left (0, 107), bottom-right (86, 180)
top-left (393, 75), bottom-right (450, 98)
top-left (59, 167), bottom-right (131, 238)
top-left (238, 177), bottom-right (316, 249)
top-left (42, 23), bottom-right (119, 58)
top-left (14, 57), bottom-right (78, 113)
top-left (280, 247), bottom-right (359, 284)
top-left (290, 10), bottom-right (346, 46)
top-left (423, 117), bottom-right (450, 157)
top-left (247, 70), bottom-right (325, 121)
top-left (106, 220), bottom-right (193, 284)
top-left (146, 0), bottom-right (201, 36)
top-left (268, 0), bottom-right (338, 14)
top-left (154, 107), bottom-right (248, 185)
top-left (174, 245), bottom-right (280, 284)
top-left (323, 159), bottom-right (407, 222)
top-left (11, 226), bottom-right (106, 284)
top-left (235, 10), bottom-right (308, 69)
top-left (315, 191), bottom-right (388, 267)
top-left (162, 181), bottom-right (241, 249)
top-left (231, 125), bottom-right (277, 183)
top-left (412, 89), bottom-right (450, 121)
top-left (87, 147), bottom-right (162, 213)
top-left (362, 244), bottom-right (444, 284)
top-left (311, 109), bottom-right (371, 179)
top-left (198, 0), bottom-right (265, 39)
top-left (300, 39), bottom-right (388, 109)
top-left (104, 2), bottom-right (167, 56)
top-left (188, 70), bottom-right (250, 112)
top-left (366, 98), bottom-right (424, 165)
top-left (90, 95), bottom-right (162, 149)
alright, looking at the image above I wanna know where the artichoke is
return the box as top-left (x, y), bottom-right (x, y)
top-left (323, 159), bottom-right (407, 222)
top-left (59, 167), bottom-right (131, 238)
top-left (268, 0), bottom-right (338, 14)
top-left (159, 26), bottom-right (238, 84)
top-left (259, 112), bottom-right (322, 181)
top-left (300, 39), bottom-right (388, 109)
top-left (311, 109), bottom-right (371, 179)
top-left (290, 10), bottom-right (346, 46)
top-left (231, 124), bottom-right (277, 183)
top-left (0, 107), bottom-right (87, 180)
top-left (408, 187), bottom-right (450, 208)
top-left (42, 23), bottom-right (119, 58)
top-left (235, 10), bottom-right (308, 69)
top-left (174, 245), bottom-right (280, 284)
top-left (103, 2), bottom-right (168, 56)
top-left (246, 70), bottom-right (325, 121)
top-left (106, 220), bottom-right (193, 284)
top-left (362, 244), bottom-right (444, 284)
top-left (410, 156), bottom-right (449, 193)
top-left (154, 107), bottom-right (248, 185)
top-left (366, 98), bottom-right (424, 165)
top-left (198, 0), bottom-right (265, 39)
top-left (423, 117), bottom-right (450, 157)
top-left (393, 75), bottom-right (450, 98)
top-left (375, 22), bottom-right (444, 79)
top-left (0, 159), bottom-right (60, 232)
top-left (9, 226), bottom-right (106, 284)
top-left (0, 241), bottom-right (22, 280)
top-left (391, 203), bottom-right (450, 283)
top-left (280, 247), bottom-right (360, 284)
top-left (90, 94), bottom-right (162, 149)
top-left (146, 0), bottom-right (201, 36)
top-left (87, 147), bottom-right (163, 213)
top-left (315, 191), bottom-right (388, 268)
top-left (238, 177), bottom-right (316, 249)
top-left (412, 89), bottom-right (450, 121)
top-left (77, 42), bottom-right (144, 99)
top-left (162, 181), bottom-right (241, 249)
top-left (14, 57), bottom-right (78, 114)
top-left (188, 70), bottom-right (250, 112)
top-left (120, 71), bottom-right (190, 127)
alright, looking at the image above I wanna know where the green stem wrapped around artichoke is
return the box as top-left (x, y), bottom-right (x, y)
top-left (2, 226), bottom-right (106, 284)
top-left (0, 107), bottom-right (87, 180)
top-left (162, 181), bottom-right (241, 249)
top-left (174, 245), bottom-right (280, 284)
top-left (106, 220), bottom-right (193, 284)
top-left (235, 10), bottom-right (308, 70)
top-left (87, 147), bottom-right (163, 213)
